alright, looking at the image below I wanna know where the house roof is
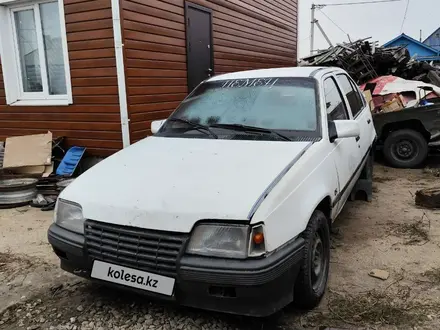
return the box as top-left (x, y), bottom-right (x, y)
top-left (423, 27), bottom-right (440, 44)
top-left (383, 33), bottom-right (439, 55)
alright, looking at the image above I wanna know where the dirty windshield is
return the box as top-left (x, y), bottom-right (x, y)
top-left (159, 77), bottom-right (320, 140)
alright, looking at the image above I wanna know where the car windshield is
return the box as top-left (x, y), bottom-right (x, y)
top-left (159, 77), bottom-right (320, 140)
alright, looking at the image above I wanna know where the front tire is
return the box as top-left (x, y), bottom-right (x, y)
top-left (383, 129), bottom-right (428, 168)
top-left (294, 210), bottom-right (330, 309)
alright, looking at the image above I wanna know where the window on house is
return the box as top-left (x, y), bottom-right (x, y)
top-left (0, 0), bottom-right (71, 106)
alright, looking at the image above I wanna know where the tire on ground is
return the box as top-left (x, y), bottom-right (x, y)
top-left (383, 129), bottom-right (428, 169)
top-left (294, 210), bottom-right (330, 309)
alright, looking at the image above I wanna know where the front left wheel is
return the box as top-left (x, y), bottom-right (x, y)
top-left (294, 210), bottom-right (330, 309)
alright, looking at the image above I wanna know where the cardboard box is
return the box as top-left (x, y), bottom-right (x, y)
top-left (381, 98), bottom-right (404, 113)
top-left (2, 132), bottom-right (53, 176)
top-left (363, 90), bottom-right (374, 111)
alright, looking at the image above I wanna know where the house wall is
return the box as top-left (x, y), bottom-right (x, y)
top-left (424, 29), bottom-right (440, 51)
top-left (0, 0), bottom-right (122, 157)
top-left (0, 0), bottom-right (298, 155)
top-left (386, 37), bottom-right (437, 59)
top-left (122, 0), bottom-right (298, 143)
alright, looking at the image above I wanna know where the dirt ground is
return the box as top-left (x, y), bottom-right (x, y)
top-left (1, 164), bottom-right (440, 330)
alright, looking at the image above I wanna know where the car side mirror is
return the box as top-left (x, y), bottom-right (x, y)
top-left (151, 119), bottom-right (166, 134)
top-left (328, 120), bottom-right (360, 143)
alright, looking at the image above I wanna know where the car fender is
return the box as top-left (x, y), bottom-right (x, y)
top-left (250, 143), bottom-right (338, 252)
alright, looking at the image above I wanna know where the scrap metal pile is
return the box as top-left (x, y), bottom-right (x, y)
top-left (299, 38), bottom-right (440, 87)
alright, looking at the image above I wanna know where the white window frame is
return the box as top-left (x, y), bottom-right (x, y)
top-left (0, 0), bottom-right (72, 106)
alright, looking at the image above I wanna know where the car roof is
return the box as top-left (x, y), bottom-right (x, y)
top-left (207, 67), bottom-right (341, 82)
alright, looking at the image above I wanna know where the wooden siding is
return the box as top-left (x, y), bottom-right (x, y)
top-left (0, 0), bottom-right (121, 157)
top-left (122, 0), bottom-right (298, 142)
top-left (0, 0), bottom-right (298, 155)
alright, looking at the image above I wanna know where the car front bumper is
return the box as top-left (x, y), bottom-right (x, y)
top-left (48, 223), bottom-right (304, 317)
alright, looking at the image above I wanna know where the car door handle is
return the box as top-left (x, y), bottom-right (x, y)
top-left (367, 119), bottom-right (371, 124)
top-left (356, 136), bottom-right (360, 142)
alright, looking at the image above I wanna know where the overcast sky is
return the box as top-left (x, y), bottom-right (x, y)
top-left (297, 0), bottom-right (440, 58)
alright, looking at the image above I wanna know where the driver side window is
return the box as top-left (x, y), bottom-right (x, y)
top-left (324, 77), bottom-right (348, 121)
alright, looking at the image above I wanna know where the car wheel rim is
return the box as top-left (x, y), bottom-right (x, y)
top-left (392, 139), bottom-right (417, 160)
top-left (311, 231), bottom-right (326, 291)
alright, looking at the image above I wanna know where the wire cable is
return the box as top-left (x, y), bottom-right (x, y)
top-left (319, 0), bottom-right (401, 6)
top-left (318, 9), bottom-right (348, 36)
top-left (400, 0), bottom-right (410, 33)
top-left (300, 35), bottom-right (311, 42)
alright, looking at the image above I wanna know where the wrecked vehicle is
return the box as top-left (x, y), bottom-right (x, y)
top-left (362, 76), bottom-right (440, 168)
top-left (373, 97), bottom-right (440, 168)
top-left (48, 67), bottom-right (376, 317)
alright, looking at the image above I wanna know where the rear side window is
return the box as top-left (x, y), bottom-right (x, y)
top-left (356, 81), bottom-right (367, 107)
top-left (337, 74), bottom-right (363, 117)
top-left (324, 77), bottom-right (348, 120)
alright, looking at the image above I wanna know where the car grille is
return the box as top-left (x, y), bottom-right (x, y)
top-left (84, 220), bottom-right (188, 277)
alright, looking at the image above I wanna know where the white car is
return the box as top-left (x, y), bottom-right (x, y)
top-left (48, 67), bottom-right (376, 317)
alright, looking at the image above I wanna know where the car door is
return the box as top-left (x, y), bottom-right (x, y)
top-left (336, 73), bottom-right (374, 159)
top-left (323, 75), bottom-right (362, 214)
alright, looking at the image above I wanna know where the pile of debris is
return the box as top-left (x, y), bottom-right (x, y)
top-left (299, 38), bottom-right (440, 87)
top-left (0, 132), bottom-right (87, 210)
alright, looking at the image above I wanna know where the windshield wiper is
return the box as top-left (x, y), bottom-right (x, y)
top-left (166, 118), bottom-right (218, 139)
top-left (209, 123), bottom-right (291, 141)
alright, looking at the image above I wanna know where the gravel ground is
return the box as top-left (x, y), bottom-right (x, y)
top-left (1, 163), bottom-right (440, 330)
top-left (0, 268), bottom-right (292, 330)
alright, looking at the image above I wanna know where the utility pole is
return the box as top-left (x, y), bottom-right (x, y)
top-left (309, 0), bottom-right (402, 55)
top-left (310, 5), bottom-right (315, 56)
top-left (310, 4), bottom-right (331, 55)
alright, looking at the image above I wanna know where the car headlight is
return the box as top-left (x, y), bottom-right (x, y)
top-left (54, 199), bottom-right (85, 234)
top-left (186, 223), bottom-right (266, 259)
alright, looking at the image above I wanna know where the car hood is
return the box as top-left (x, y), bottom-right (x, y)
top-left (61, 137), bottom-right (312, 233)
